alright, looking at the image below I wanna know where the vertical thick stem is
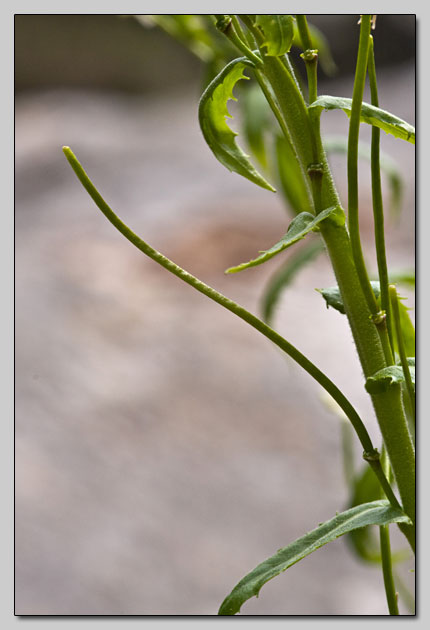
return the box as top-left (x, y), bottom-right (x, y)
top-left (235, 14), bottom-right (415, 549)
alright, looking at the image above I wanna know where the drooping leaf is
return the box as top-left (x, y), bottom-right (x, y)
top-left (275, 134), bottom-right (314, 215)
top-left (261, 240), bottom-right (324, 324)
top-left (309, 96), bottom-right (415, 144)
top-left (198, 57), bottom-right (276, 191)
top-left (226, 206), bottom-right (343, 274)
top-left (323, 135), bottom-right (404, 217)
top-left (365, 365), bottom-right (415, 394)
top-left (292, 21), bottom-right (338, 76)
top-left (218, 500), bottom-right (411, 615)
top-left (255, 15), bottom-right (295, 56)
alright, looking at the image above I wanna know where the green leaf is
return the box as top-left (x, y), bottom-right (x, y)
top-left (218, 501), bottom-right (412, 615)
top-left (365, 365), bottom-right (415, 394)
top-left (198, 57), bottom-right (276, 191)
top-left (261, 241), bottom-right (324, 324)
top-left (317, 281), bottom-right (381, 315)
top-left (309, 95), bottom-right (415, 144)
top-left (255, 15), bottom-right (294, 56)
top-left (226, 206), bottom-right (343, 274)
top-left (324, 135), bottom-right (404, 217)
top-left (275, 134), bottom-right (314, 215)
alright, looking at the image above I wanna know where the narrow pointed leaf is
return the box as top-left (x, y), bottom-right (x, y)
top-left (198, 57), bottom-right (275, 191)
top-left (365, 365), bottom-right (415, 394)
top-left (309, 95), bottom-right (415, 144)
top-left (255, 15), bottom-right (295, 56)
top-left (226, 205), bottom-right (343, 274)
top-left (261, 241), bottom-right (324, 324)
top-left (219, 500), bottom-right (411, 615)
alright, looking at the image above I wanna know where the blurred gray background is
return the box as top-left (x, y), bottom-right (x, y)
top-left (15, 15), bottom-right (415, 615)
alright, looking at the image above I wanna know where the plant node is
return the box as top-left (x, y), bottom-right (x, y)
top-left (300, 49), bottom-right (318, 62)
top-left (363, 448), bottom-right (381, 462)
top-left (370, 310), bottom-right (387, 325)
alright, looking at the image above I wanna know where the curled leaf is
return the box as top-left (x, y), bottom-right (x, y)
top-left (199, 57), bottom-right (275, 191)
top-left (218, 500), bottom-right (411, 615)
top-left (226, 206), bottom-right (343, 274)
top-left (365, 365), bottom-right (415, 394)
top-left (309, 95), bottom-right (415, 144)
top-left (255, 15), bottom-right (295, 56)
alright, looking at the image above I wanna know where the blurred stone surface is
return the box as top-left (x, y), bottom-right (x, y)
top-left (15, 60), bottom-right (414, 615)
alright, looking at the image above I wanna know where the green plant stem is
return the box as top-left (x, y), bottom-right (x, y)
top-left (231, 14), bottom-right (254, 49)
top-left (368, 35), bottom-right (395, 361)
top-left (320, 219), bottom-right (415, 551)
top-left (214, 15), bottom-right (262, 66)
top-left (389, 285), bottom-right (415, 426)
top-left (379, 448), bottom-right (399, 615)
top-left (295, 14), bottom-right (323, 214)
top-left (347, 15), bottom-right (379, 315)
top-left (295, 15), bottom-right (317, 103)
top-left (379, 525), bottom-right (399, 614)
top-left (62, 145), bottom-right (402, 511)
top-left (240, 15), bottom-right (415, 547)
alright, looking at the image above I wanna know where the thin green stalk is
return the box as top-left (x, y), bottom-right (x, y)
top-left (347, 15), bottom-right (379, 315)
top-left (379, 448), bottom-right (400, 615)
top-left (296, 14), bottom-right (323, 213)
top-left (214, 15), bottom-right (262, 66)
top-left (63, 145), bottom-right (401, 510)
top-left (379, 525), bottom-right (399, 614)
top-left (368, 35), bottom-right (395, 359)
top-left (231, 14), bottom-right (254, 49)
top-left (295, 15), bottom-right (317, 103)
top-left (389, 285), bottom-right (415, 425)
